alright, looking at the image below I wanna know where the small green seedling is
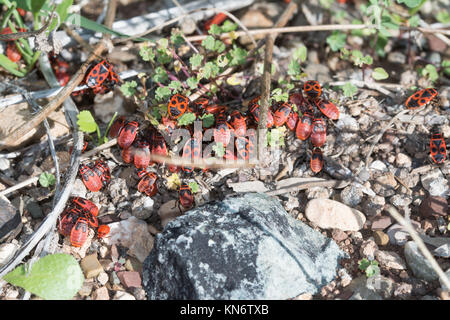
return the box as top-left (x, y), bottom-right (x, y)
top-left (77, 110), bottom-right (118, 146)
top-left (358, 258), bottom-right (380, 278)
top-left (39, 172), bottom-right (56, 188)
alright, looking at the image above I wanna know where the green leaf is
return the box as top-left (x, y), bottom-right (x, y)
top-left (372, 67), bottom-right (389, 80)
top-left (39, 172), bottom-right (56, 188)
top-left (120, 81), bottom-right (138, 97)
top-left (221, 20), bottom-right (237, 32)
top-left (442, 60), bottom-right (450, 77)
top-left (186, 77), bottom-right (199, 90)
top-left (66, 14), bottom-right (133, 39)
top-left (436, 10), bottom-right (450, 24)
top-left (77, 110), bottom-right (98, 133)
top-left (288, 59), bottom-right (301, 77)
top-left (155, 86), bottom-right (171, 101)
top-left (326, 31), bottom-right (347, 52)
top-left (292, 45), bottom-right (307, 62)
top-left (358, 258), bottom-right (371, 271)
top-left (188, 181), bottom-right (200, 193)
top-left (266, 128), bottom-right (285, 147)
top-left (168, 80), bottom-right (182, 93)
top-left (202, 36), bottom-right (216, 51)
top-left (229, 46), bottom-right (248, 66)
top-left (190, 53), bottom-right (203, 68)
top-left (200, 113), bottom-right (215, 128)
top-left (152, 67), bottom-right (168, 83)
top-left (208, 24), bottom-right (222, 35)
top-left (47, 0), bottom-right (73, 32)
top-left (365, 263), bottom-right (380, 278)
top-left (212, 142), bottom-right (225, 157)
top-left (15, 0), bottom-right (46, 13)
top-left (170, 29), bottom-right (184, 45)
top-left (177, 112), bottom-right (196, 126)
top-left (0, 54), bottom-right (25, 77)
top-left (408, 15), bottom-right (420, 27)
top-left (422, 64), bottom-right (439, 82)
top-left (216, 54), bottom-right (229, 68)
top-left (139, 44), bottom-right (155, 62)
top-left (198, 62), bottom-right (219, 80)
top-left (157, 38), bottom-right (169, 49)
top-left (3, 253), bottom-right (84, 300)
top-left (156, 48), bottom-right (172, 64)
top-left (342, 82), bottom-right (358, 98)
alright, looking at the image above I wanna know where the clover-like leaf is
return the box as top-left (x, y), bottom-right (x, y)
top-left (39, 172), bottom-right (56, 188)
top-left (372, 67), bottom-right (389, 80)
top-left (177, 112), bottom-right (196, 126)
top-left (342, 82), bottom-right (358, 98)
top-left (120, 81), bottom-right (138, 97)
top-left (212, 142), bottom-right (225, 158)
top-left (77, 110), bottom-right (98, 133)
top-left (3, 253), bottom-right (84, 300)
top-left (189, 181), bottom-right (200, 193)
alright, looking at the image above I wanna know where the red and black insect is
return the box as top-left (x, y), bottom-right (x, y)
top-left (93, 159), bottom-right (111, 187)
top-left (315, 99), bottom-right (339, 120)
top-left (249, 102), bottom-right (274, 128)
top-left (430, 133), bottom-right (447, 164)
top-left (310, 118), bottom-right (327, 147)
top-left (273, 102), bottom-right (292, 127)
top-left (59, 208), bottom-right (82, 237)
top-left (133, 139), bottom-right (151, 169)
top-left (118, 121), bottom-right (138, 149)
top-left (108, 116), bottom-right (127, 139)
top-left (303, 80), bottom-right (322, 100)
top-left (229, 111), bottom-right (247, 137)
top-left (214, 112), bottom-right (234, 145)
top-left (286, 109), bottom-right (298, 132)
top-left (235, 137), bottom-right (254, 161)
top-left (79, 164), bottom-right (103, 192)
top-left (405, 88), bottom-right (438, 109)
top-left (137, 170), bottom-right (158, 197)
top-left (193, 98), bottom-right (210, 114)
top-left (296, 112), bottom-right (313, 141)
top-left (205, 104), bottom-right (226, 115)
top-left (97, 225), bottom-right (110, 239)
top-left (310, 148), bottom-right (324, 173)
top-left (151, 131), bottom-right (168, 157)
top-left (70, 217), bottom-right (89, 247)
top-left (168, 94), bottom-right (189, 119)
top-left (69, 141), bottom-right (88, 155)
top-left (71, 197), bottom-right (98, 217)
top-left (289, 92), bottom-right (306, 109)
top-left (179, 183), bottom-right (194, 209)
top-left (121, 146), bottom-right (134, 164)
top-left (86, 60), bottom-right (113, 89)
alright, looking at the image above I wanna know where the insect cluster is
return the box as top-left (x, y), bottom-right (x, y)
top-left (404, 88), bottom-right (447, 164)
top-left (79, 159), bottom-right (111, 193)
top-left (59, 197), bottom-right (110, 247)
top-left (73, 59), bottom-right (121, 96)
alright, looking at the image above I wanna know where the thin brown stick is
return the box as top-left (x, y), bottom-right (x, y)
top-left (265, 179), bottom-right (351, 196)
top-left (0, 42), bottom-right (105, 151)
top-left (104, 0), bottom-right (118, 31)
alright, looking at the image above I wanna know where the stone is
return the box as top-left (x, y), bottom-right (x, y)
top-left (362, 196), bottom-right (385, 217)
top-left (349, 275), bottom-right (394, 300)
top-left (227, 180), bottom-right (268, 193)
top-left (387, 52), bottom-right (406, 64)
top-left (373, 231), bottom-right (389, 246)
top-left (99, 246), bottom-right (108, 259)
top-left (419, 196), bottom-right (448, 218)
top-left (78, 281), bottom-right (94, 297)
top-left (24, 197), bottom-right (43, 219)
top-left (104, 216), bottom-right (154, 263)
top-left (305, 199), bottom-right (366, 231)
top-left (131, 197), bottom-right (154, 220)
top-left (71, 179), bottom-right (87, 198)
top-left (331, 229), bottom-right (348, 242)
top-left (371, 216), bottom-right (392, 230)
top-left (113, 291), bottom-right (136, 300)
top-left (131, 287), bottom-right (147, 300)
top-left (370, 160), bottom-right (388, 172)
top-left (375, 250), bottom-right (406, 270)
top-left (80, 254), bottom-right (104, 279)
top-left (387, 223), bottom-right (414, 246)
top-left (404, 241), bottom-right (439, 281)
top-left (433, 243), bottom-right (450, 258)
top-left (421, 169), bottom-right (449, 197)
top-left (389, 195), bottom-right (412, 208)
top-left (143, 193), bottom-right (346, 299)
top-left (294, 293), bottom-right (313, 300)
top-left (395, 153), bottom-right (411, 168)
top-left (0, 197), bottom-right (22, 242)
top-left (158, 200), bottom-right (183, 228)
top-left (117, 271), bottom-right (142, 288)
top-left (437, 288), bottom-right (450, 300)
top-left (0, 243), bottom-right (19, 267)
top-left (393, 283), bottom-right (412, 299)
top-left (62, 229), bottom-right (94, 259)
top-left (340, 184), bottom-right (364, 207)
top-left (359, 239), bottom-right (378, 259)
top-left (305, 186), bottom-right (332, 199)
top-left (97, 272), bottom-right (109, 286)
top-left (93, 286), bottom-right (109, 300)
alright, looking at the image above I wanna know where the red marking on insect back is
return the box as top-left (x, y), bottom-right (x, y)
top-left (303, 80), bottom-right (322, 100)
top-left (315, 99), bottom-right (339, 120)
top-left (70, 217), bottom-right (89, 247)
top-left (214, 112), bottom-right (234, 145)
top-left (204, 13), bottom-right (227, 31)
top-left (152, 132), bottom-right (168, 157)
top-left (71, 197), bottom-right (98, 217)
top-left (235, 137), bottom-right (254, 161)
top-left (405, 88), bottom-right (438, 109)
top-left (295, 112), bottom-right (313, 140)
top-left (310, 148), bottom-right (324, 173)
top-left (109, 116), bottom-right (126, 139)
top-left (118, 121), bottom-right (138, 149)
top-left (97, 225), bottom-right (110, 239)
top-left (229, 111), bottom-right (247, 137)
top-left (6, 43), bottom-right (21, 62)
top-left (273, 102), bottom-right (292, 127)
top-left (249, 103), bottom-right (274, 128)
top-left (86, 60), bottom-right (111, 88)
top-left (93, 159), bottom-right (111, 188)
top-left (168, 94), bottom-right (189, 119)
top-left (286, 110), bottom-right (298, 132)
top-left (79, 164), bottom-right (103, 192)
top-left (137, 171), bottom-right (158, 197)
top-left (59, 208), bottom-right (81, 237)
top-left (430, 133), bottom-right (447, 164)
top-left (310, 118), bottom-right (327, 147)
top-left (179, 183), bottom-right (194, 209)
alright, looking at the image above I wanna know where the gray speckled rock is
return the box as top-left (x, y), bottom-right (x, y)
top-left (0, 197), bottom-right (21, 242)
top-left (143, 193), bottom-right (347, 300)
top-left (404, 241), bottom-right (439, 281)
